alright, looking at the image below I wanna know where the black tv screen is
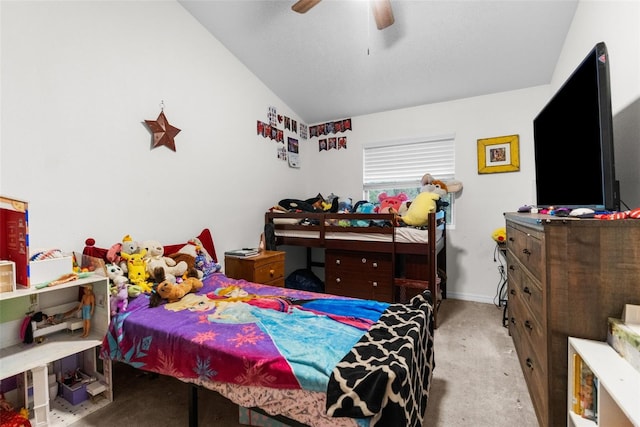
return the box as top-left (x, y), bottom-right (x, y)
top-left (534, 42), bottom-right (619, 211)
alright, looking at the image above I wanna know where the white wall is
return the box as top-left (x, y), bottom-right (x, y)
top-left (1, 1), bottom-right (310, 260)
top-left (2, 1), bottom-right (638, 303)
top-left (305, 0), bottom-right (640, 302)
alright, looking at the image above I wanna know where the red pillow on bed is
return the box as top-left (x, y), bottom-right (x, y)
top-left (83, 229), bottom-right (218, 263)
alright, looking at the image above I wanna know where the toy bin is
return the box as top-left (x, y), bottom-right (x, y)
top-left (61, 381), bottom-right (87, 406)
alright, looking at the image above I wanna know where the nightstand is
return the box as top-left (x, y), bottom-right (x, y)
top-left (224, 250), bottom-right (285, 287)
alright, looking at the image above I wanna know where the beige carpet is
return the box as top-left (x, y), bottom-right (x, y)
top-left (68, 299), bottom-right (538, 427)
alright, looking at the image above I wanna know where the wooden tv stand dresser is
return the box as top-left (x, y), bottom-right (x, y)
top-left (503, 212), bottom-right (640, 427)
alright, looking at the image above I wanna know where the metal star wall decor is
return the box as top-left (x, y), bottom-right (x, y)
top-left (145, 105), bottom-right (181, 152)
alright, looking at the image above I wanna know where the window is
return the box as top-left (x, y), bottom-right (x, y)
top-left (363, 135), bottom-right (456, 225)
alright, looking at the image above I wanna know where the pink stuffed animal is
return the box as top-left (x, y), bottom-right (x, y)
top-left (376, 192), bottom-right (409, 214)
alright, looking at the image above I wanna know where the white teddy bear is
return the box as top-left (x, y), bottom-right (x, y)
top-left (106, 264), bottom-right (129, 316)
top-left (142, 239), bottom-right (188, 283)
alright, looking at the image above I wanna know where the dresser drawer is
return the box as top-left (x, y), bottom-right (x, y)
top-left (253, 260), bottom-right (285, 285)
top-left (325, 250), bottom-right (392, 302)
top-left (506, 252), bottom-right (544, 326)
top-left (506, 223), bottom-right (544, 282)
top-left (508, 281), bottom-right (547, 371)
top-left (509, 293), bottom-right (548, 424)
top-left (511, 317), bottom-right (547, 425)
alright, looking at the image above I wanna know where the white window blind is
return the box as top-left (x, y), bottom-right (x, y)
top-left (363, 135), bottom-right (455, 191)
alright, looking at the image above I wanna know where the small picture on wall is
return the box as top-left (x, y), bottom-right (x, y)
top-left (319, 139), bottom-right (327, 151)
top-left (477, 134), bottom-right (520, 174)
top-left (343, 118), bottom-right (352, 131)
top-left (288, 137), bottom-right (299, 153)
top-left (328, 137), bottom-right (337, 150)
top-left (338, 136), bottom-right (347, 149)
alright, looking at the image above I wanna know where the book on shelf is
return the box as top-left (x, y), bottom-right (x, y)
top-left (572, 352), bottom-right (582, 415)
top-left (579, 359), bottom-right (598, 421)
top-left (225, 248), bottom-right (260, 258)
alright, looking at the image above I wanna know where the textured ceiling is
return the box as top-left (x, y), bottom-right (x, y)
top-left (179, 0), bottom-right (578, 124)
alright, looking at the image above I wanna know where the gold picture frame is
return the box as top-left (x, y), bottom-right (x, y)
top-left (477, 134), bottom-right (520, 174)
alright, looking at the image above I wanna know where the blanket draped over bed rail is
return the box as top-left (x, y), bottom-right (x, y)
top-left (326, 292), bottom-right (434, 427)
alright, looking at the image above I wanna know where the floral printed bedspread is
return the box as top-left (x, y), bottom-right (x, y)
top-left (100, 273), bottom-right (389, 393)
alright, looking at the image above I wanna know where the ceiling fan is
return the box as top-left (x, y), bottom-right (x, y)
top-left (291, 0), bottom-right (395, 30)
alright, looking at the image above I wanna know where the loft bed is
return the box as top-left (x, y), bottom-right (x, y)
top-left (265, 210), bottom-right (447, 327)
top-left (83, 229), bottom-right (436, 427)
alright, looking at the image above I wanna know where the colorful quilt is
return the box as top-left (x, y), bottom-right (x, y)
top-left (101, 273), bottom-right (388, 393)
top-left (100, 273), bottom-right (434, 425)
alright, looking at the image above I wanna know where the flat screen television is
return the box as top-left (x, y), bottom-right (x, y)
top-left (533, 41), bottom-right (620, 211)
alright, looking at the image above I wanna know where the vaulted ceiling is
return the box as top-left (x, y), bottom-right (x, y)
top-left (179, 0), bottom-right (578, 124)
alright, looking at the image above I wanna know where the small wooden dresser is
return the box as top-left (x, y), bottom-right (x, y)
top-left (325, 249), bottom-right (393, 302)
top-left (504, 212), bottom-right (640, 427)
top-left (224, 250), bottom-right (285, 287)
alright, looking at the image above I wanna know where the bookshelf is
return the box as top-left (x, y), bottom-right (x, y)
top-left (567, 337), bottom-right (640, 427)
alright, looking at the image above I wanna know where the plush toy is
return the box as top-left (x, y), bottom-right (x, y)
top-left (422, 173), bottom-right (463, 195)
top-left (142, 239), bottom-right (188, 283)
top-left (120, 248), bottom-right (152, 293)
top-left (376, 192), bottom-right (409, 214)
top-left (352, 201), bottom-right (376, 227)
top-left (337, 197), bottom-right (353, 213)
top-left (149, 267), bottom-right (203, 307)
top-left (195, 248), bottom-right (221, 277)
top-left (106, 263), bottom-right (128, 287)
top-left (184, 237), bottom-right (221, 277)
top-left (492, 227), bottom-right (507, 244)
top-left (106, 243), bottom-right (123, 269)
top-left (167, 250), bottom-right (201, 279)
top-left (118, 234), bottom-right (141, 273)
top-left (107, 263), bottom-right (143, 298)
top-left (110, 280), bottom-right (128, 316)
top-left (401, 191), bottom-right (440, 227)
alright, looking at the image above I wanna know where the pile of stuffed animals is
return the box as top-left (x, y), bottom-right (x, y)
top-left (270, 173), bottom-right (463, 228)
top-left (104, 235), bottom-right (221, 315)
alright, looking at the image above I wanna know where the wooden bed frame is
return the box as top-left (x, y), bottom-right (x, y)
top-left (265, 210), bottom-right (447, 327)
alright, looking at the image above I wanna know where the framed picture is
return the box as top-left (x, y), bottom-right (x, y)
top-left (477, 134), bottom-right (520, 174)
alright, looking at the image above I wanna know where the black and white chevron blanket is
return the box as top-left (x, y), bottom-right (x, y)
top-left (325, 291), bottom-right (435, 427)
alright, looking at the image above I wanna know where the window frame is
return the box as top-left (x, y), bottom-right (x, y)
top-left (363, 134), bottom-right (456, 226)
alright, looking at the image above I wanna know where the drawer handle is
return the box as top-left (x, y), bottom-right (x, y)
top-left (510, 289), bottom-right (516, 296)
top-left (335, 278), bottom-right (341, 283)
top-left (509, 265), bottom-right (515, 271)
top-left (508, 237), bottom-right (514, 242)
top-left (361, 258), bottom-right (367, 263)
top-left (510, 317), bottom-right (516, 325)
top-left (372, 262), bottom-right (377, 268)
top-left (269, 269), bottom-right (275, 277)
top-left (522, 248), bottom-right (532, 256)
top-left (335, 259), bottom-right (341, 265)
top-left (524, 320), bottom-right (533, 330)
top-left (525, 358), bottom-right (534, 370)
top-left (523, 286), bottom-right (531, 295)
top-left (372, 281), bottom-right (378, 287)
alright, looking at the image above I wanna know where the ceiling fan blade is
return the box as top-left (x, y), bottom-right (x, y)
top-left (371, 0), bottom-right (394, 30)
top-left (291, 0), bottom-right (322, 14)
